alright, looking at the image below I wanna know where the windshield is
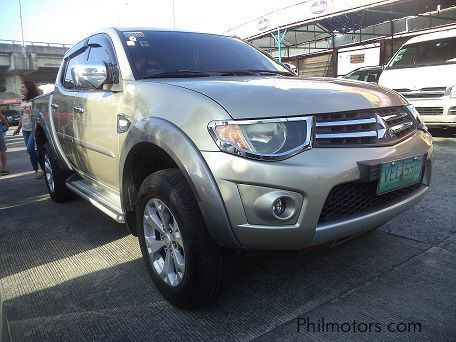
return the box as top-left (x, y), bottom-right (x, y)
top-left (386, 37), bottom-right (456, 69)
top-left (121, 30), bottom-right (291, 79)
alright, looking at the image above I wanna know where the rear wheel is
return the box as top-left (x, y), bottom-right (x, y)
top-left (43, 143), bottom-right (74, 202)
top-left (137, 169), bottom-right (233, 308)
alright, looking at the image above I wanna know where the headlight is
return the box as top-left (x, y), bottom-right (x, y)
top-left (407, 104), bottom-right (428, 132)
top-left (208, 117), bottom-right (313, 160)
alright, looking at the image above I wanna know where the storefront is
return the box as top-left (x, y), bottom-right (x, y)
top-left (0, 92), bottom-right (21, 110)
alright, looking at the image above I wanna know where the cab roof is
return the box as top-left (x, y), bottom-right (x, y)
top-left (404, 28), bottom-right (456, 45)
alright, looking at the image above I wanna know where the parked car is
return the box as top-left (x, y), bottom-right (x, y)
top-left (379, 28), bottom-right (456, 128)
top-left (283, 62), bottom-right (298, 74)
top-left (1, 110), bottom-right (21, 126)
top-left (343, 66), bottom-right (383, 83)
top-left (34, 28), bottom-right (433, 308)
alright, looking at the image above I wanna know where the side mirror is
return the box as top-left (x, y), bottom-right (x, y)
top-left (72, 61), bottom-right (108, 89)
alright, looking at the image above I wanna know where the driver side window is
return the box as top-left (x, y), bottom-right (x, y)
top-left (87, 45), bottom-right (114, 65)
top-left (63, 48), bottom-right (88, 89)
top-left (86, 34), bottom-right (119, 86)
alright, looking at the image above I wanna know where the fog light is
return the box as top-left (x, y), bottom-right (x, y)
top-left (272, 198), bottom-right (286, 217)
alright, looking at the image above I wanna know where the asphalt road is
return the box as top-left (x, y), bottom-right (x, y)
top-left (1, 129), bottom-right (455, 342)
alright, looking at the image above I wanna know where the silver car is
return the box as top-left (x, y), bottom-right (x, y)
top-left (34, 28), bottom-right (434, 308)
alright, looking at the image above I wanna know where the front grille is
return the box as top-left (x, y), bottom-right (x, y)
top-left (394, 87), bottom-right (446, 99)
top-left (415, 107), bottom-right (444, 116)
top-left (314, 106), bottom-right (417, 146)
top-left (318, 182), bottom-right (422, 224)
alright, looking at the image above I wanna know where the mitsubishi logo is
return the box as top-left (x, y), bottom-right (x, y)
top-left (375, 114), bottom-right (392, 139)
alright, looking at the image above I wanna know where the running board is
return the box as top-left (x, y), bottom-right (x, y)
top-left (66, 177), bottom-right (125, 223)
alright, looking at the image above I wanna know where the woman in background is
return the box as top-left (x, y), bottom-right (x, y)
top-left (0, 112), bottom-right (9, 175)
top-left (13, 81), bottom-right (44, 178)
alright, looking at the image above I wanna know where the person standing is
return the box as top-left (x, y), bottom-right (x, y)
top-left (0, 112), bottom-right (9, 175)
top-left (13, 81), bottom-right (44, 178)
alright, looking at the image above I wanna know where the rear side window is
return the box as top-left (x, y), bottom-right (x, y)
top-left (345, 71), bottom-right (363, 80)
top-left (366, 71), bottom-right (380, 83)
top-left (387, 36), bottom-right (456, 69)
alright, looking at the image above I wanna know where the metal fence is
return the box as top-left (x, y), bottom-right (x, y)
top-left (0, 39), bottom-right (71, 48)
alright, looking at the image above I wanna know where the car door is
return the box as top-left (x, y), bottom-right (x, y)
top-left (52, 40), bottom-right (88, 167)
top-left (72, 34), bottom-right (121, 191)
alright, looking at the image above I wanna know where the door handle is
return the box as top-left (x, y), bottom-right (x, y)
top-left (74, 105), bottom-right (85, 114)
top-left (51, 103), bottom-right (59, 109)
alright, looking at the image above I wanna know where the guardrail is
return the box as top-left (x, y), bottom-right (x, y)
top-left (0, 39), bottom-right (72, 48)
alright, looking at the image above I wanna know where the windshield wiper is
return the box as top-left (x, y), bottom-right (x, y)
top-left (142, 69), bottom-right (295, 79)
top-left (142, 70), bottom-right (213, 79)
top-left (218, 69), bottom-right (295, 76)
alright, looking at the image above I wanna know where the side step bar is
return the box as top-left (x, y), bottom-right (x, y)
top-left (66, 176), bottom-right (125, 223)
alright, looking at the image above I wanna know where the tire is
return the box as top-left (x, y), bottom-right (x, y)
top-left (43, 143), bottom-right (74, 202)
top-left (137, 168), bottom-right (233, 308)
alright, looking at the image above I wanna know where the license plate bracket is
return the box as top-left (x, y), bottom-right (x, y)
top-left (377, 155), bottom-right (424, 195)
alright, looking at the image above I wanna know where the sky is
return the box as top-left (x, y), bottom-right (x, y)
top-left (0, 0), bottom-right (300, 44)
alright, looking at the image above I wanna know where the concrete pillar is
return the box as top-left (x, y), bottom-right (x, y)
top-left (4, 74), bottom-right (23, 94)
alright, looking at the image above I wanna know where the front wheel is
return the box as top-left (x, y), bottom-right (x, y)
top-left (137, 169), bottom-right (233, 308)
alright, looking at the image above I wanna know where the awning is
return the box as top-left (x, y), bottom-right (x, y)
top-left (0, 92), bottom-right (22, 106)
top-left (236, 0), bottom-right (456, 59)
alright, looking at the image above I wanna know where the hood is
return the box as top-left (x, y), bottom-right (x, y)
top-left (145, 76), bottom-right (407, 120)
top-left (379, 64), bottom-right (456, 91)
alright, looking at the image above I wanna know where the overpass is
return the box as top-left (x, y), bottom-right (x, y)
top-left (0, 40), bottom-right (70, 94)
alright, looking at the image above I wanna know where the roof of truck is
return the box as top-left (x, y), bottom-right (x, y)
top-left (404, 28), bottom-right (456, 45)
top-left (113, 27), bottom-right (228, 37)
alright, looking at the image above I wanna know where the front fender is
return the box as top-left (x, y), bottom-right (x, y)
top-left (120, 117), bottom-right (241, 250)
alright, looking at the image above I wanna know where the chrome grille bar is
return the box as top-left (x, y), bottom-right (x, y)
top-left (382, 112), bottom-right (408, 121)
top-left (315, 131), bottom-right (378, 139)
top-left (389, 122), bottom-right (413, 134)
top-left (314, 106), bottom-right (417, 146)
top-left (316, 118), bottom-right (376, 127)
top-left (394, 87), bottom-right (446, 99)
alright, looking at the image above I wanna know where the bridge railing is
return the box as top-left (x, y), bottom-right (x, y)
top-left (0, 39), bottom-right (72, 48)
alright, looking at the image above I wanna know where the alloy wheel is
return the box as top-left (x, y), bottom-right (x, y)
top-left (143, 198), bottom-right (185, 287)
top-left (44, 155), bottom-right (54, 193)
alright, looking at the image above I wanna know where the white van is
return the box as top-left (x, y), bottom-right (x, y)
top-left (379, 28), bottom-right (456, 128)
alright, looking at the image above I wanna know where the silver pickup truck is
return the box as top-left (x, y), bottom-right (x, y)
top-left (34, 28), bottom-right (434, 308)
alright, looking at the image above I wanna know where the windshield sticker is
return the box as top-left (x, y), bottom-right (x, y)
top-left (126, 40), bottom-right (135, 46)
top-left (124, 31), bottom-right (145, 38)
top-left (129, 36), bottom-right (137, 42)
top-left (139, 40), bottom-right (150, 47)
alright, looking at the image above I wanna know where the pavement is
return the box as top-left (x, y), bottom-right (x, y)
top-left (0, 129), bottom-right (455, 342)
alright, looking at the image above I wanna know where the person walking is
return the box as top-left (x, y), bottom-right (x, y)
top-left (0, 112), bottom-right (9, 175)
top-left (13, 81), bottom-right (44, 178)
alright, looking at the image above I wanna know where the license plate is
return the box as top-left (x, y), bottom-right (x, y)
top-left (377, 155), bottom-right (424, 195)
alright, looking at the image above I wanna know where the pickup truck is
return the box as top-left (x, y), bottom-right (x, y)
top-left (34, 28), bottom-right (434, 308)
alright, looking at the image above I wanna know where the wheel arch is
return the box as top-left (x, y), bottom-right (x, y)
top-left (120, 118), bottom-right (240, 249)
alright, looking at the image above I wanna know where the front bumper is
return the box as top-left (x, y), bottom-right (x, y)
top-left (202, 130), bottom-right (434, 250)
top-left (409, 97), bottom-right (456, 127)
